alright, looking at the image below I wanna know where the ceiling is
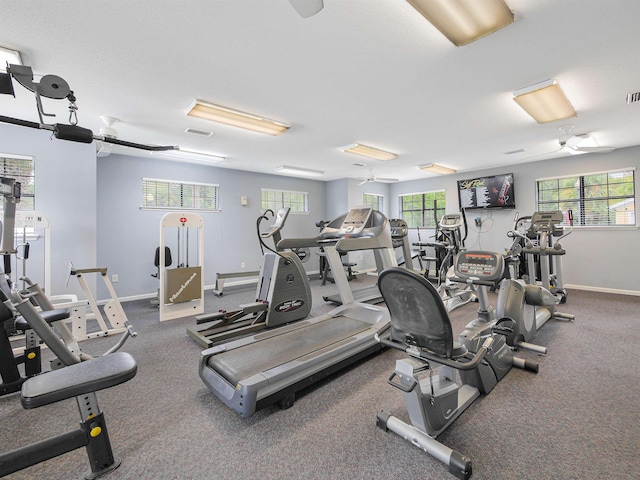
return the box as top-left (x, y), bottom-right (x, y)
top-left (1, 0), bottom-right (639, 182)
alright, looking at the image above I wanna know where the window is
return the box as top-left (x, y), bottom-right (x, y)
top-left (536, 169), bottom-right (635, 226)
top-left (261, 189), bottom-right (308, 213)
top-left (400, 190), bottom-right (446, 228)
top-left (0, 154), bottom-right (35, 210)
top-left (363, 193), bottom-right (383, 211)
top-left (142, 178), bottom-right (219, 211)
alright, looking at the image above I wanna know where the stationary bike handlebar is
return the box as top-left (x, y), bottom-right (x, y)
top-left (376, 335), bottom-right (494, 371)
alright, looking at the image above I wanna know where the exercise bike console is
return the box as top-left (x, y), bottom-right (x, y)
top-left (454, 251), bottom-right (504, 283)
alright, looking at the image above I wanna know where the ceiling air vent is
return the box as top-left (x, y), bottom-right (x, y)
top-left (626, 91), bottom-right (640, 104)
top-left (185, 128), bottom-right (213, 137)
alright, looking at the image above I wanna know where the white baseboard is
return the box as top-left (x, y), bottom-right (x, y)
top-left (565, 284), bottom-right (640, 297)
top-left (114, 270), bottom-right (324, 304)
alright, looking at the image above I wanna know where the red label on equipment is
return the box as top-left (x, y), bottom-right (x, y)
top-left (180, 217), bottom-right (187, 224)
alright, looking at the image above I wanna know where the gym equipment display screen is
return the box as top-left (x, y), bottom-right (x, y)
top-left (338, 206), bottom-right (373, 235)
top-left (457, 173), bottom-right (515, 210)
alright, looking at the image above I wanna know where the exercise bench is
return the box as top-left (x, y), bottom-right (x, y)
top-left (0, 351), bottom-right (137, 479)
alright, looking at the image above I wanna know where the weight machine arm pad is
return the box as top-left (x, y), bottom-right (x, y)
top-left (21, 352), bottom-right (137, 409)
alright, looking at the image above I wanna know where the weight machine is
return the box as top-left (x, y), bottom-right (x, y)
top-left (159, 212), bottom-right (204, 321)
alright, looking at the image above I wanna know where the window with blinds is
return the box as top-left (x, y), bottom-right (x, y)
top-left (0, 155), bottom-right (35, 210)
top-left (261, 189), bottom-right (308, 213)
top-left (363, 193), bottom-right (383, 211)
top-left (142, 178), bottom-right (219, 211)
top-left (536, 169), bottom-right (635, 226)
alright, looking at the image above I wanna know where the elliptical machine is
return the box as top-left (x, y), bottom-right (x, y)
top-left (414, 207), bottom-right (476, 312)
top-left (375, 265), bottom-right (538, 480)
top-left (186, 207), bottom-right (312, 348)
top-left (495, 211), bottom-right (575, 349)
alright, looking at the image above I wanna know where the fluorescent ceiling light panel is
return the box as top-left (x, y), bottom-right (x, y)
top-left (407, 0), bottom-right (514, 46)
top-left (155, 148), bottom-right (224, 165)
top-left (419, 163), bottom-right (457, 175)
top-left (513, 79), bottom-right (577, 124)
top-left (187, 100), bottom-right (290, 136)
top-left (341, 144), bottom-right (398, 161)
top-left (0, 45), bottom-right (22, 71)
top-left (276, 166), bottom-right (324, 177)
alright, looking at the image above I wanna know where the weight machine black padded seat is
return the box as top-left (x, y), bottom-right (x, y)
top-left (378, 267), bottom-right (468, 359)
top-left (21, 351), bottom-right (137, 409)
top-left (0, 352), bottom-right (137, 479)
top-left (14, 308), bottom-right (70, 331)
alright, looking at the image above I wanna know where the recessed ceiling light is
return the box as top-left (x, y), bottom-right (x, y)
top-left (276, 166), bottom-right (324, 177)
top-left (513, 79), bottom-right (577, 124)
top-left (341, 144), bottom-right (398, 161)
top-left (154, 148), bottom-right (225, 166)
top-left (407, 0), bottom-right (514, 46)
top-left (419, 163), bottom-right (457, 175)
top-left (0, 45), bottom-right (22, 72)
top-left (187, 100), bottom-right (290, 136)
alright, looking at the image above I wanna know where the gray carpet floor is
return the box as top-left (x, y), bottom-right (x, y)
top-left (1, 272), bottom-right (639, 480)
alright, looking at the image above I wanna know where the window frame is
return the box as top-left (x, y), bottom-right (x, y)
top-left (399, 190), bottom-right (446, 228)
top-left (535, 168), bottom-right (636, 228)
top-left (141, 177), bottom-right (220, 212)
top-left (261, 188), bottom-right (309, 214)
top-left (363, 192), bottom-right (383, 212)
top-left (0, 153), bottom-right (35, 211)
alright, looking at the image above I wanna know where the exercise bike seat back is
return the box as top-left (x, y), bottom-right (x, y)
top-left (378, 267), bottom-right (466, 360)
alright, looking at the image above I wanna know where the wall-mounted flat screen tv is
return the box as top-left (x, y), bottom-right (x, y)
top-left (457, 173), bottom-right (515, 210)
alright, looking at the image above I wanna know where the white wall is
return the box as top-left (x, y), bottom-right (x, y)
top-left (97, 153), bottom-right (326, 299)
top-left (0, 123), bottom-right (97, 298)
top-left (2, 121), bottom-right (638, 300)
top-left (390, 146), bottom-right (640, 294)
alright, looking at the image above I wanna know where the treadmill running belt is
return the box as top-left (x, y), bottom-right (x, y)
top-left (208, 316), bottom-right (371, 386)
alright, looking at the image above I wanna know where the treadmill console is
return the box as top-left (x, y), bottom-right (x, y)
top-left (337, 206), bottom-right (373, 236)
top-left (454, 251), bottom-right (504, 282)
top-left (389, 219), bottom-right (408, 238)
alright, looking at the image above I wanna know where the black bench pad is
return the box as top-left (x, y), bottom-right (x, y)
top-left (14, 308), bottom-right (71, 331)
top-left (21, 352), bottom-right (137, 409)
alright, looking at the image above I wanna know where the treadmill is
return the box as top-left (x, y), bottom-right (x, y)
top-left (322, 218), bottom-right (410, 306)
top-left (199, 206), bottom-right (394, 417)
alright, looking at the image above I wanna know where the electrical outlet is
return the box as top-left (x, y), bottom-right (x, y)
top-left (240, 262), bottom-right (246, 269)
top-left (111, 274), bottom-right (119, 283)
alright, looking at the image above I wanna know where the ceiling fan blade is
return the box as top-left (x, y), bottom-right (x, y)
top-left (358, 179), bottom-right (369, 186)
top-left (288, 0), bottom-right (324, 18)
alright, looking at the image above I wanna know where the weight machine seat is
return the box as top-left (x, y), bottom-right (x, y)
top-left (378, 268), bottom-right (466, 359)
top-left (21, 352), bottom-right (137, 409)
top-left (14, 308), bottom-right (70, 332)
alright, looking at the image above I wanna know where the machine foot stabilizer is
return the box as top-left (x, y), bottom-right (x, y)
top-left (376, 411), bottom-right (472, 480)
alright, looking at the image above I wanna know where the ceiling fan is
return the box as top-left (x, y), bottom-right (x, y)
top-left (560, 134), bottom-right (616, 154)
top-left (522, 125), bottom-right (616, 160)
top-left (358, 169), bottom-right (399, 186)
top-left (96, 116), bottom-right (119, 157)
